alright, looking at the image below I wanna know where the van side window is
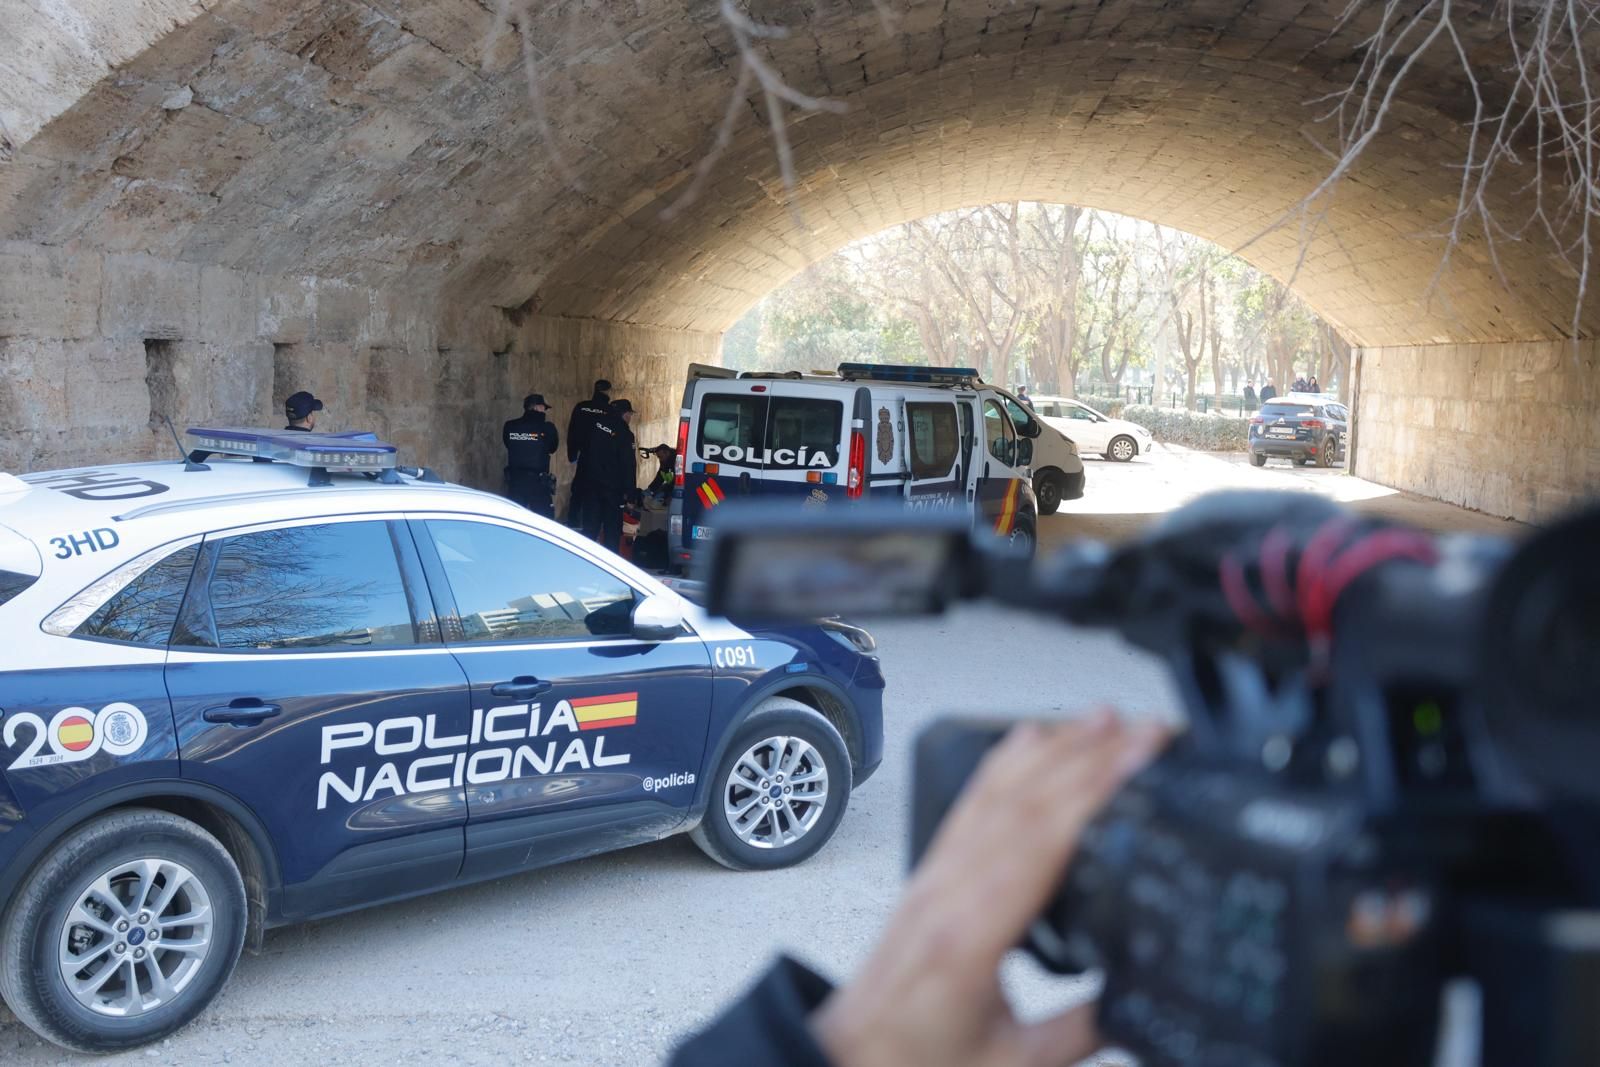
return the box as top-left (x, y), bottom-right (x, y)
top-left (983, 399), bottom-right (1015, 466)
top-left (907, 402), bottom-right (959, 479)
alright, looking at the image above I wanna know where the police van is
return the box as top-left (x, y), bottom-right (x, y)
top-left (669, 363), bottom-right (1083, 571)
top-left (0, 429), bottom-right (883, 1051)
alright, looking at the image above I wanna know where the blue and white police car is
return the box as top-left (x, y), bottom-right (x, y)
top-left (0, 429), bottom-right (883, 1052)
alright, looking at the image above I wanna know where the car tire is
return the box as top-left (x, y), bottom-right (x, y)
top-left (0, 808), bottom-right (247, 1054)
top-left (1250, 452), bottom-right (1267, 468)
top-left (1034, 473), bottom-right (1062, 516)
top-left (1107, 435), bottom-right (1138, 462)
top-left (1317, 440), bottom-right (1335, 467)
top-left (691, 699), bottom-right (853, 872)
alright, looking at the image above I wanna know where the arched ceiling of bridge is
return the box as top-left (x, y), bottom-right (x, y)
top-left (3, 0), bottom-right (1593, 347)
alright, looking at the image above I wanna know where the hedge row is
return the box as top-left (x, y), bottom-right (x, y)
top-left (1121, 404), bottom-right (1250, 452)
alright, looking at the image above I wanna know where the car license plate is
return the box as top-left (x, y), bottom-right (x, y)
top-left (691, 525), bottom-right (714, 541)
top-left (1269, 428), bottom-right (1295, 438)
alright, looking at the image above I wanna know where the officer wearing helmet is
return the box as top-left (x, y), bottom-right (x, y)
top-left (503, 393), bottom-right (560, 518)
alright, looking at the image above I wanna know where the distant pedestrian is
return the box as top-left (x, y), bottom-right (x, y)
top-left (1243, 380), bottom-right (1257, 407)
top-left (283, 391), bottom-right (324, 432)
top-left (577, 399), bottom-right (638, 552)
top-left (1260, 382), bottom-right (1278, 403)
top-left (1017, 385), bottom-right (1031, 406)
top-left (1308, 375), bottom-right (1321, 394)
top-left (565, 378), bottom-right (613, 523)
top-left (503, 393), bottom-right (559, 518)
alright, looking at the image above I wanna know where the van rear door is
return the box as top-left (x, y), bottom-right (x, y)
top-left (680, 383), bottom-right (853, 546)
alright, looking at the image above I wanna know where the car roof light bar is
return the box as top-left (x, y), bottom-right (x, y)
top-left (184, 428), bottom-right (399, 486)
top-left (836, 363), bottom-right (982, 386)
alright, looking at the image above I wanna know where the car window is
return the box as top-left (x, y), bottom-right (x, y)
top-left (73, 543), bottom-right (199, 647)
top-left (907, 402), bottom-right (960, 479)
top-left (205, 522), bottom-right (420, 651)
top-left (1261, 403), bottom-right (1316, 417)
top-left (983, 399), bottom-right (1016, 465)
top-left (1065, 403), bottom-right (1099, 421)
top-left (427, 520), bottom-right (636, 642)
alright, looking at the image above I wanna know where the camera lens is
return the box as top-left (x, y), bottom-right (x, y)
top-left (1479, 503), bottom-right (1600, 804)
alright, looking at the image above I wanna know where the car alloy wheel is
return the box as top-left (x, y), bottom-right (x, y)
top-left (1109, 436), bottom-right (1136, 462)
top-left (722, 735), bottom-right (830, 849)
top-left (58, 859), bottom-right (214, 1018)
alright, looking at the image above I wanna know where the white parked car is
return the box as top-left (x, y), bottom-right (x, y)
top-left (1027, 395), bottom-right (1155, 462)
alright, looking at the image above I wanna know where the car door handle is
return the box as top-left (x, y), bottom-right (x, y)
top-left (491, 677), bottom-right (553, 700)
top-left (202, 700), bottom-right (282, 726)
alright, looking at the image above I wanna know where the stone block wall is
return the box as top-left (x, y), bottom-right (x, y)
top-left (0, 239), bottom-right (718, 495)
top-left (1353, 340), bottom-right (1600, 523)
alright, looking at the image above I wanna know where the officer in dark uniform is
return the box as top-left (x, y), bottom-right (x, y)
top-left (284, 391), bottom-right (324, 431)
top-left (565, 378), bottom-right (613, 524)
top-left (576, 398), bottom-right (637, 552)
top-left (502, 393), bottom-right (560, 517)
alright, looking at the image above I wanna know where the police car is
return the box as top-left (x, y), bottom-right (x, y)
top-left (0, 430), bottom-right (883, 1052)
top-left (670, 363), bottom-right (1063, 571)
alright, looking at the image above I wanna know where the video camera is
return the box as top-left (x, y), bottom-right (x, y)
top-left (705, 492), bottom-right (1600, 1067)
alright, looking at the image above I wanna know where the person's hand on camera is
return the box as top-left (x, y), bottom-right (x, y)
top-left (811, 712), bottom-right (1167, 1067)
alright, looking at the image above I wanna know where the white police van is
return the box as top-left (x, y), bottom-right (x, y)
top-left (0, 429), bottom-right (883, 1051)
top-left (669, 363), bottom-right (1083, 571)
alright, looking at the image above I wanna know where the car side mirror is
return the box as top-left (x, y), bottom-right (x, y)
top-left (632, 592), bottom-right (686, 642)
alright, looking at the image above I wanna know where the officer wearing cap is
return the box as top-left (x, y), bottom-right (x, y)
top-left (576, 398), bottom-right (637, 551)
top-left (503, 393), bottom-right (560, 518)
top-left (284, 391), bottom-right (324, 431)
top-left (565, 378), bottom-right (613, 524)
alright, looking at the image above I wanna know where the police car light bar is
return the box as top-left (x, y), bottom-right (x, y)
top-left (185, 428), bottom-right (399, 482)
top-left (836, 363), bottom-right (982, 386)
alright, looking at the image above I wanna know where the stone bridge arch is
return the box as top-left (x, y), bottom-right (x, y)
top-left (2, 0), bottom-right (1594, 518)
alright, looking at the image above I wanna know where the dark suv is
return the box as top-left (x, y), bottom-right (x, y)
top-left (1248, 396), bottom-right (1349, 468)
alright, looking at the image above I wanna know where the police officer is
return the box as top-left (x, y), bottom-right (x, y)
top-left (284, 391), bottom-right (324, 431)
top-left (565, 378), bottom-right (613, 523)
top-left (503, 393), bottom-right (560, 517)
top-left (576, 398), bottom-right (637, 551)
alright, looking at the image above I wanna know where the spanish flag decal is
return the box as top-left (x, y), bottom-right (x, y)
top-left (994, 479), bottom-right (1021, 536)
top-left (696, 478), bottom-right (725, 509)
top-left (572, 692), bottom-right (639, 731)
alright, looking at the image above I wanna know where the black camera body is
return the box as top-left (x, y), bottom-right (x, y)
top-left (708, 492), bottom-right (1600, 1067)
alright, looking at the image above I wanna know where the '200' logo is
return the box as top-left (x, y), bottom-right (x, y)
top-left (4, 704), bottom-right (149, 771)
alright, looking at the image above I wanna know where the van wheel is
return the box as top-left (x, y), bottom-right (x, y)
top-left (1010, 518), bottom-right (1036, 557)
top-left (691, 699), bottom-right (852, 872)
top-left (0, 809), bottom-right (246, 1053)
top-left (1033, 473), bottom-right (1062, 515)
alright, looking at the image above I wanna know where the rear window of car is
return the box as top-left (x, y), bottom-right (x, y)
top-left (73, 543), bottom-right (200, 647)
top-left (1261, 403), bottom-right (1317, 417)
top-left (696, 393), bottom-right (843, 469)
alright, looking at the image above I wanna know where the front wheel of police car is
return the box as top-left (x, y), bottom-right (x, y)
top-left (0, 809), bottom-right (247, 1053)
top-left (691, 698), bottom-right (853, 871)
